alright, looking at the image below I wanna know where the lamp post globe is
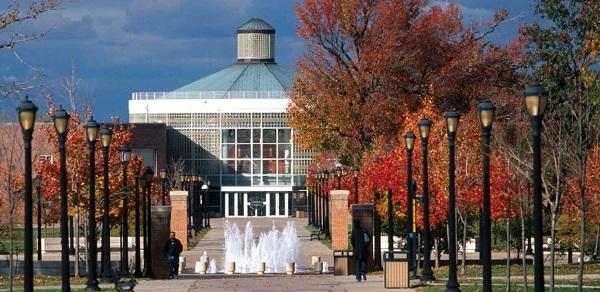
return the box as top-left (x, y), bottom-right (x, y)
top-left (524, 84), bottom-right (548, 292)
top-left (84, 117), bottom-right (100, 290)
top-left (404, 131), bottom-right (416, 277)
top-left (52, 105), bottom-right (71, 291)
top-left (477, 100), bottom-right (496, 292)
top-left (99, 126), bottom-right (113, 281)
top-left (17, 96), bottom-right (37, 292)
top-left (417, 117), bottom-right (435, 282)
top-left (444, 111), bottom-right (460, 292)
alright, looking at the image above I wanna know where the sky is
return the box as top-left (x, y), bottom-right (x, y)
top-left (0, 0), bottom-right (538, 122)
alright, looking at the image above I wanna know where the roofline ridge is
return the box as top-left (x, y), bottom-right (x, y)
top-left (224, 63), bottom-right (250, 93)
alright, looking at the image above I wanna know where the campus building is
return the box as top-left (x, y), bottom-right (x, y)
top-left (128, 18), bottom-right (311, 218)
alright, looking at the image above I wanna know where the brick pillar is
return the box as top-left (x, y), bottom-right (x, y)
top-left (170, 191), bottom-right (188, 250)
top-left (151, 205), bottom-right (171, 279)
top-left (331, 190), bottom-right (350, 250)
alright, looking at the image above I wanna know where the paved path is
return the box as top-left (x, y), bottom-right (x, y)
top-left (179, 217), bottom-right (333, 271)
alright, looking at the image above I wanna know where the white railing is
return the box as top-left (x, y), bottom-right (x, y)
top-left (131, 91), bottom-right (288, 100)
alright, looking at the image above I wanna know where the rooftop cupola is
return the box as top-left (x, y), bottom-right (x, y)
top-left (237, 17), bottom-right (275, 63)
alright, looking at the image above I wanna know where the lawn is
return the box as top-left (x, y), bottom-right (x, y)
top-left (431, 261), bottom-right (600, 278)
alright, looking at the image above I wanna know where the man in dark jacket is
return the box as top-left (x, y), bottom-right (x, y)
top-left (351, 220), bottom-right (370, 282)
top-left (163, 232), bottom-right (183, 279)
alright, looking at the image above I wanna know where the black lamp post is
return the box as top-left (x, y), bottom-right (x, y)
top-left (99, 126), bottom-right (113, 281)
top-left (404, 131), bottom-right (416, 276)
top-left (308, 172), bottom-right (314, 226)
top-left (17, 96), bottom-right (37, 292)
top-left (192, 175), bottom-right (202, 233)
top-left (524, 84), bottom-right (548, 292)
top-left (52, 105), bottom-right (71, 291)
top-left (84, 117), bottom-right (100, 291)
top-left (478, 101), bottom-right (496, 292)
top-left (34, 178), bottom-right (42, 262)
top-left (140, 170), bottom-right (148, 273)
top-left (352, 167), bottom-right (359, 204)
top-left (132, 158), bottom-right (143, 277)
top-left (143, 166), bottom-right (154, 278)
top-left (120, 145), bottom-right (132, 275)
top-left (316, 171), bottom-right (322, 229)
top-left (159, 167), bottom-right (168, 205)
top-left (417, 117), bottom-right (435, 282)
top-left (444, 111), bottom-right (461, 292)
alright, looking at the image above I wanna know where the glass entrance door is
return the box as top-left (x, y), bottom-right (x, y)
top-left (225, 191), bottom-right (289, 217)
top-left (247, 192), bottom-right (266, 216)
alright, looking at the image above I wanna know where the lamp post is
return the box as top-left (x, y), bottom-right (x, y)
top-left (316, 171), bottom-right (322, 229)
top-left (84, 117), bottom-right (100, 290)
top-left (159, 167), bottom-right (168, 205)
top-left (404, 131), bottom-right (416, 276)
top-left (99, 126), bottom-right (113, 281)
top-left (417, 117), bottom-right (435, 282)
top-left (444, 111), bottom-right (460, 292)
top-left (17, 96), bottom-right (37, 292)
top-left (192, 175), bottom-right (202, 233)
top-left (35, 178), bottom-right (42, 262)
top-left (140, 170), bottom-right (148, 273)
top-left (120, 145), bottom-right (132, 275)
top-left (52, 105), bottom-right (71, 291)
top-left (132, 158), bottom-right (143, 277)
top-left (524, 84), bottom-right (548, 292)
top-left (478, 101), bottom-right (496, 292)
top-left (308, 172), bottom-right (314, 226)
top-left (143, 166), bottom-right (154, 278)
top-left (352, 167), bottom-right (359, 204)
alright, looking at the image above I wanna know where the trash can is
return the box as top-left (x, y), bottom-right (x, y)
top-left (333, 250), bottom-right (355, 276)
top-left (384, 251), bottom-right (409, 288)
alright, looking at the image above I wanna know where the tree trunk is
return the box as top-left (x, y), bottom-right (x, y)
top-left (434, 237), bottom-right (439, 269)
top-left (594, 225), bottom-right (600, 260)
top-left (506, 215), bottom-right (511, 291)
top-left (75, 211), bottom-right (80, 277)
top-left (520, 194), bottom-right (528, 292)
top-left (578, 189), bottom-right (586, 292)
top-left (8, 208), bottom-right (14, 292)
top-left (550, 212), bottom-right (557, 292)
top-left (461, 214), bottom-right (467, 275)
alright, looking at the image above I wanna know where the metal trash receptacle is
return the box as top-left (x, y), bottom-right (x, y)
top-left (333, 250), bottom-right (355, 276)
top-left (384, 251), bottom-right (409, 288)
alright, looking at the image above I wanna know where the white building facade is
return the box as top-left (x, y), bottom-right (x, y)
top-left (128, 18), bottom-right (312, 217)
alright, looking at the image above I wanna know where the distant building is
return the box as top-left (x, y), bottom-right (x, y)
top-left (128, 18), bottom-right (312, 218)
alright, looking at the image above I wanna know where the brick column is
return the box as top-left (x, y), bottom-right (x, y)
top-left (330, 190), bottom-right (350, 250)
top-left (170, 191), bottom-right (188, 250)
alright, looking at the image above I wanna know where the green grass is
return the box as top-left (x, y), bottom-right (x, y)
top-left (432, 261), bottom-right (600, 278)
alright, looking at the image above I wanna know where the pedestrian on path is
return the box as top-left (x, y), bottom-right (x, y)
top-left (351, 220), bottom-right (370, 282)
top-left (163, 232), bottom-right (183, 279)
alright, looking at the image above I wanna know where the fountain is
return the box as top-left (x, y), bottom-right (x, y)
top-left (223, 220), bottom-right (301, 273)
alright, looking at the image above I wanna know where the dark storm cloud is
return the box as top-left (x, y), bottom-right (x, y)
top-left (0, 0), bottom-right (533, 121)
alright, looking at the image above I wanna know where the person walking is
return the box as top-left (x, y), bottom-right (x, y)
top-left (351, 220), bottom-right (370, 282)
top-left (163, 232), bottom-right (183, 279)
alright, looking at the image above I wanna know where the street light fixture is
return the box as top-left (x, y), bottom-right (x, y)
top-left (52, 105), bottom-right (71, 291)
top-left (120, 145), bottom-right (131, 275)
top-left (444, 111), bottom-right (460, 292)
top-left (478, 100), bottom-right (496, 292)
top-left (335, 163), bottom-right (343, 189)
top-left (417, 117), bottom-right (435, 282)
top-left (404, 131), bottom-right (416, 277)
top-left (99, 126), bottom-right (113, 281)
top-left (201, 181), bottom-right (209, 228)
top-left (84, 117), bottom-right (100, 291)
top-left (17, 96), bottom-right (37, 292)
top-left (524, 84), bottom-right (548, 292)
top-left (323, 169), bottom-right (330, 237)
